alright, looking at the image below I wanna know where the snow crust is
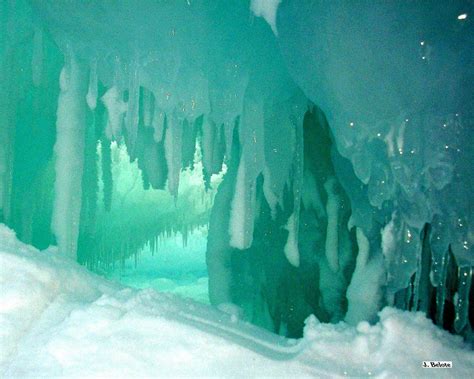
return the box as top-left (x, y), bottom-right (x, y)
top-left (1, 224), bottom-right (473, 378)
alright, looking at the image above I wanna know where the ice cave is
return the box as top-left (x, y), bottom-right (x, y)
top-left (0, 0), bottom-right (473, 377)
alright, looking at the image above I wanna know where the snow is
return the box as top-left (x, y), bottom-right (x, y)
top-left (1, 224), bottom-right (473, 378)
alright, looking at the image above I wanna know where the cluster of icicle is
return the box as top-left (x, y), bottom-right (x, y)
top-left (51, 45), bottom-right (307, 269)
top-left (15, 0), bottom-right (472, 336)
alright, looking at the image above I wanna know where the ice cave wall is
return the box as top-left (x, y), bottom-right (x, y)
top-left (0, 0), bottom-right (472, 339)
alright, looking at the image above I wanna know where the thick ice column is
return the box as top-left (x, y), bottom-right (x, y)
top-left (51, 50), bottom-right (87, 258)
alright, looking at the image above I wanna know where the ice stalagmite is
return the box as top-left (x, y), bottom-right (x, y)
top-left (51, 49), bottom-right (86, 258)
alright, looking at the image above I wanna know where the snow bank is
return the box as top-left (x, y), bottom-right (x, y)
top-left (1, 224), bottom-right (473, 377)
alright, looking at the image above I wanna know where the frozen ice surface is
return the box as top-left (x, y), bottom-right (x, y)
top-left (1, 224), bottom-right (473, 378)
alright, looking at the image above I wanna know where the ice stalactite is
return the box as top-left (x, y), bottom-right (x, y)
top-left (86, 59), bottom-right (98, 110)
top-left (283, 107), bottom-right (304, 268)
top-left (229, 96), bottom-right (264, 250)
top-left (283, 212), bottom-right (299, 267)
top-left (125, 55), bottom-right (140, 159)
top-left (164, 114), bottom-right (183, 199)
top-left (324, 177), bottom-right (340, 273)
top-left (250, 0), bottom-right (282, 36)
top-left (142, 87), bottom-right (153, 128)
top-left (102, 86), bottom-right (127, 141)
top-left (100, 138), bottom-right (113, 212)
top-left (199, 117), bottom-right (225, 187)
top-left (181, 119), bottom-right (197, 170)
top-left (51, 49), bottom-right (87, 258)
top-left (152, 106), bottom-right (165, 143)
top-left (201, 116), bottom-right (216, 178)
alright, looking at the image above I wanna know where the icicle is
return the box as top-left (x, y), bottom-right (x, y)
top-left (143, 136), bottom-right (167, 190)
top-left (212, 124), bottom-right (225, 174)
top-left (101, 86), bottom-right (127, 140)
top-left (223, 120), bottom-right (235, 160)
top-left (324, 176), bottom-right (340, 272)
top-left (454, 266), bottom-right (472, 333)
top-left (435, 250), bottom-right (449, 325)
top-left (152, 106), bottom-right (165, 142)
top-left (228, 97), bottom-right (264, 250)
top-left (32, 26), bottom-right (43, 87)
top-left (86, 58), bottom-right (98, 110)
top-left (181, 119), bottom-right (196, 169)
top-left (125, 55), bottom-right (140, 155)
top-left (284, 212), bottom-right (299, 267)
top-left (51, 47), bottom-right (87, 258)
top-left (142, 87), bottom-right (154, 127)
top-left (164, 113), bottom-right (182, 198)
top-left (302, 170), bottom-right (325, 219)
top-left (100, 137), bottom-right (113, 211)
top-left (229, 156), bottom-right (255, 249)
top-left (201, 115), bottom-right (215, 175)
top-left (285, 115), bottom-right (304, 268)
top-left (262, 166), bottom-right (278, 219)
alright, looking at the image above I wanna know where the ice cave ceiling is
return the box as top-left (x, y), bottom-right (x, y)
top-left (0, 0), bottom-right (472, 339)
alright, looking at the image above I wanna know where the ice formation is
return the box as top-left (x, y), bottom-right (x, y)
top-left (0, 0), bottom-right (472, 347)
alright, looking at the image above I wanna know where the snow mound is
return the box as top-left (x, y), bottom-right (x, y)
top-left (1, 224), bottom-right (473, 377)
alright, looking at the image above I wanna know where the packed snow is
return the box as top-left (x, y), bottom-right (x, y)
top-left (1, 224), bottom-right (473, 378)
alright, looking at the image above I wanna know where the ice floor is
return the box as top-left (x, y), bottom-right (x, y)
top-left (106, 228), bottom-right (209, 304)
top-left (1, 224), bottom-right (473, 378)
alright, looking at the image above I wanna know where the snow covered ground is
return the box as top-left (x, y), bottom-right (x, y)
top-left (1, 223), bottom-right (473, 378)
